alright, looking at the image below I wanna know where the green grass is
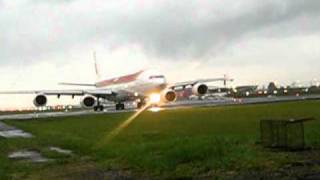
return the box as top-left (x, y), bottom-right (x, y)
top-left (1, 101), bottom-right (320, 179)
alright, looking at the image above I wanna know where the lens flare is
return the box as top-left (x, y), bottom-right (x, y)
top-left (97, 102), bottom-right (151, 146)
top-left (97, 94), bottom-right (164, 146)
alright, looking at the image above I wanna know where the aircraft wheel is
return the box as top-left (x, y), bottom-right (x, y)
top-left (94, 106), bottom-right (104, 112)
top-left (137, 102), bottom-right (143, 109)
top-left (137, 102), bottom-right (146, 109)
top-left (116, 103), bottom-right (125, 110)
top-left (115, 104), bottom-right (120, 110)
top-left (93, 106), bottom-right (99, 111)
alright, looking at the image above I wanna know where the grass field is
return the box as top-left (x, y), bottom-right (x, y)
top-left (1, 101), bottom-right (320, 179)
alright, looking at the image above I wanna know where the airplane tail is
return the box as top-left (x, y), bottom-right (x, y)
top-left (223, 74), bottom-right (234, 87)
top-left (93, 51), bottom-right (101, 81)
top-left (59, 52), bottom-right (101, 87)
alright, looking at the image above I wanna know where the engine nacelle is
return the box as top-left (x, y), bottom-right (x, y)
top-left (80, 95), bottom-right (97, 108)
top-left (33, 94), bottom-right (48, 107)
top-left (192, 84), bottom-right (208, 96)
top-left (161, 90), bottom-right (177, 103)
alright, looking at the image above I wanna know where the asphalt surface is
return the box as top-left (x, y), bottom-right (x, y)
top-left (0, 95), bottom-right (319, 121)
top-left (163, 94), bottom-right (320, 108)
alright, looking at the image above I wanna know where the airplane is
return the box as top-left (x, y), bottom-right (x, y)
top-left (0, 55), bottom-right (233, 111)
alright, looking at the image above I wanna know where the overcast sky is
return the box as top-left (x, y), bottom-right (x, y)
top-left (0, 0), bottom-right (320, 108)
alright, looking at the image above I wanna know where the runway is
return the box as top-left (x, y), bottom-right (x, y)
top-left (0, 109), bottom-right (134, 121)
top-left (162, 94), bottom-right (320, 109)
top-left (0, 95), bottom-right (319, 121)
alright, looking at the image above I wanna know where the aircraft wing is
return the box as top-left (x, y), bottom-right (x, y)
top-left (168, 77), bottom-right (234, 89)
top-left (0, 89), bottom-right (115, 97)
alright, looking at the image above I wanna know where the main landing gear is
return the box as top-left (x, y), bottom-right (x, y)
top-left (93, 105), bottom-right (104, 112)
top-left (93, 97), bottom-right (104, 112)
top-left (115, 103), bottom-right (125, 110)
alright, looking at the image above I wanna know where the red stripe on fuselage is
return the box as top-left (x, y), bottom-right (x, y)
top-left (95, 70), bottom-right (144, 88)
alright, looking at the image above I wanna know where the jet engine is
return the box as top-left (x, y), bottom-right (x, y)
top-left (161, 90), bottom-right (177, 102)
top-left (192, 84), bottom-right (208, 96)
top-left (80, 95), bottom-right (97, 108)
top-left (33, 94), bottom-right (48, 107)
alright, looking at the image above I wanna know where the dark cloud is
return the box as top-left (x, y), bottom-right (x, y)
top-left (1, 0), bottom-right (320, 66)
top-left (108, 0), bottom-right (320, 59)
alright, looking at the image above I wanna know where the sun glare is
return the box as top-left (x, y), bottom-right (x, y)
top-left (149, 93), bottom-right (161, 104)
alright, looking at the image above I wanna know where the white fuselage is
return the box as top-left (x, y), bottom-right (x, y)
top-left (96, 70), bottom-right (167, 101)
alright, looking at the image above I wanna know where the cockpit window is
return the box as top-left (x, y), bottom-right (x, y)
top-left (149, 75), bottom-right (165, 79)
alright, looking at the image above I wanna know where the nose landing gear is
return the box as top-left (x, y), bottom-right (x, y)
top-left (137, 101), bottom-right (147, 109)
top-left (116, 103), bottom-right (125, 110)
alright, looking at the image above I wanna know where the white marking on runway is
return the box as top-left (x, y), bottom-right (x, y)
top-left (8, 150), bottom-right (49, 163)
top-left (0, 122), bottom-right (33, 138)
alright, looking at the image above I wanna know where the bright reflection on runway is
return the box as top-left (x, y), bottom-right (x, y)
top-left (148, 107), bottom-right (162, 112)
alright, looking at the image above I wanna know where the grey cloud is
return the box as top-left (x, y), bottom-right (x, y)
top-left (1, 0), bottom-right (320, 66)
top-left (31, 0), bottom-right (75, 4)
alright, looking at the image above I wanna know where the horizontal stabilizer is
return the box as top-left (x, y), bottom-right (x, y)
top-left (59, 82), bottom-right (96, 87)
